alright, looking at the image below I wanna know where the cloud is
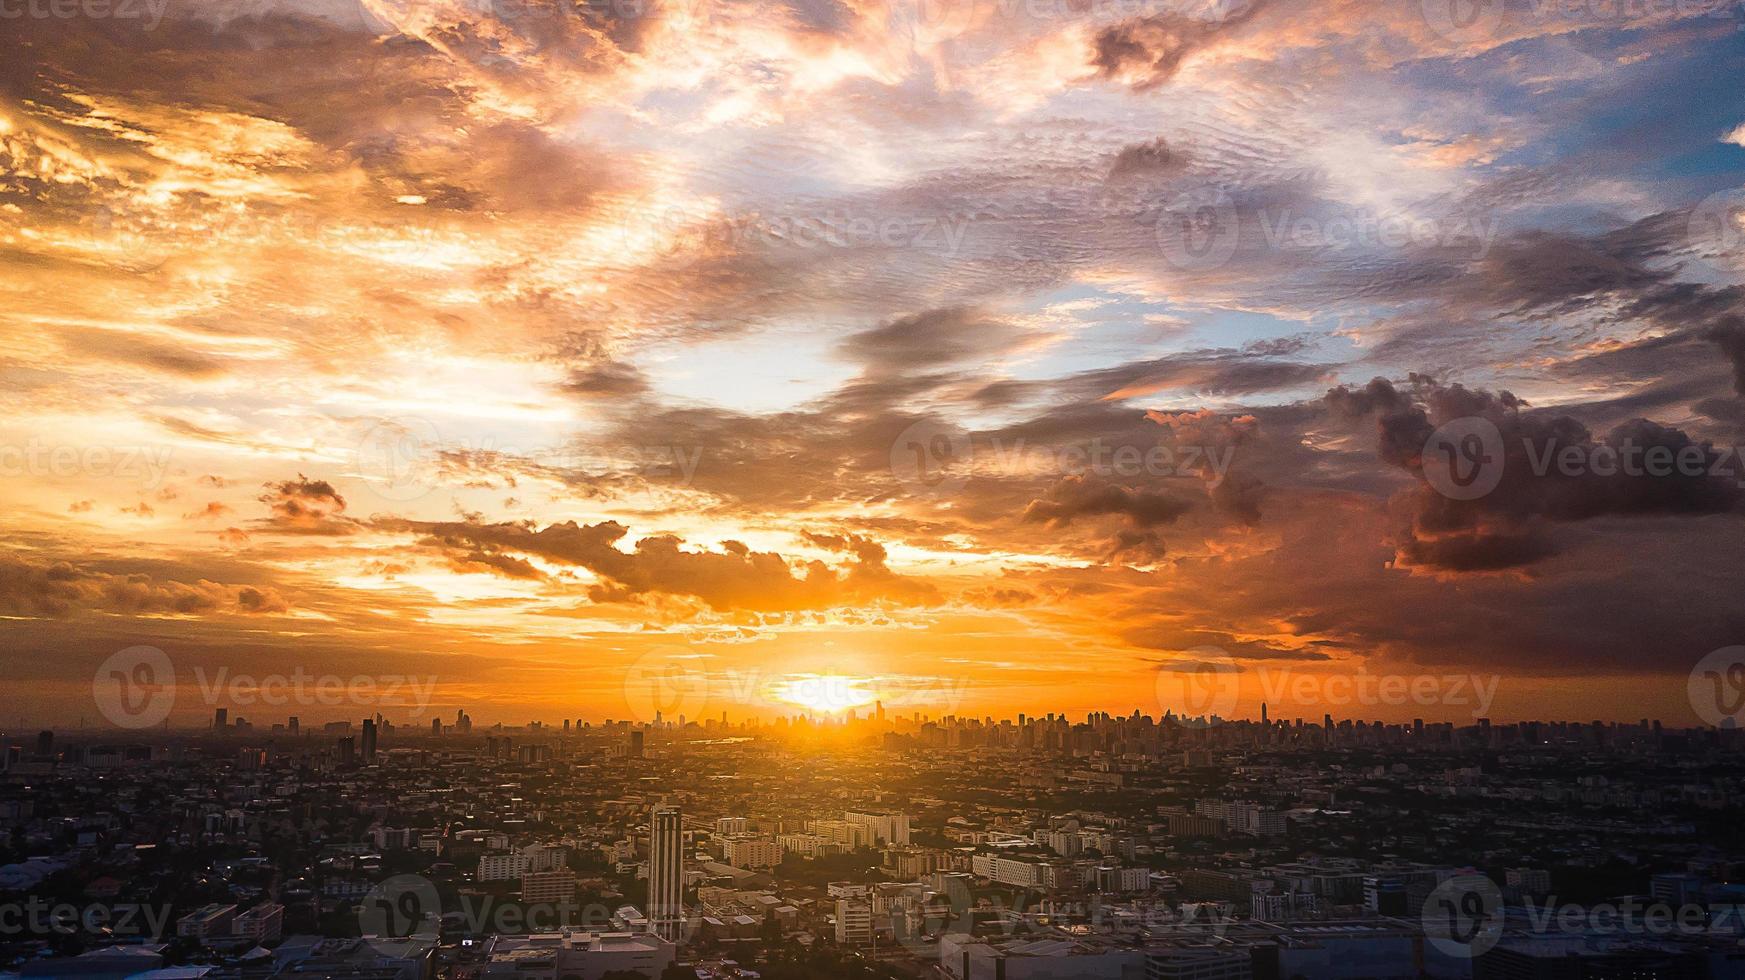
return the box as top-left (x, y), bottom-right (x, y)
top-left (381, 518), bottom-right (939, 611)
top-left (258, 476), bottom-right (356, 534)
top-left (0, 553), bottom-right (289, 618)
top-left (1091, 2), bottom-right (1269, 89)
top-left (1107, 137), bottom-right (1188, 179)
top-left (839, 307), bottom-right (1030, 375)
top-left (1327, 378), bottom-right (1745, 572)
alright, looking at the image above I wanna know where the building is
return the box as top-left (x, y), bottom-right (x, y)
top-left (845, 809), bottom-right (911, 846)
top-left (479, 853), bottom-right (531, 882)
top-left (940, 935), bottom-right (1140, 980)
top-left (648, 805), bottom-right (685, 944)
top-left (232, 903), bottom-right (284, 944)
top-left (835, 897), bottom-right (873, 947)
top-left (972, 853), bottom-right (1043, 889)
top-left (270, 935), bottom-right (436, 980)
top-left (483, 930), bottom-right (675, 980)
top-left (176, 904), bottom-right (237, 941)
top-left (1474, 935), bottom-right (1705, 980)
top-left (1505, 868), bottom-right (1552, 897)
top-left (521, 843), bottom-right (569, 873)
top-left (721, 835), bottom-right (784, 869)
top-left (522, 871), bottom-right (578, 904)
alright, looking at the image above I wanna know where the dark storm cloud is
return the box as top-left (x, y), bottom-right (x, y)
top-left (1091, 2), bottom-right (1270, 89)
top-left (1107, 137), bottom-right (1187, 179)
top-left (1327, 378), bottom-right (1745, 572)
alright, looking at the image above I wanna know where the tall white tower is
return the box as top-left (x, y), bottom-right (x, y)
top-left (649, 805), bottom-right (684, 943)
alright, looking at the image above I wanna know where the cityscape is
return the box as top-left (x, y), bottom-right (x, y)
top-left (8, 0), bottom-right (1745, 975)
top-left (3, 704), bottom-right (1745, 978)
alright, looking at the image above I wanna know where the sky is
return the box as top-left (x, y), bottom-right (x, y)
top-left (3, 0), bottom-right (1745, 729)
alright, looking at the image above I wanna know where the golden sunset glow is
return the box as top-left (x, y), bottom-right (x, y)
top-left (769, 675), bottom-right (882, 716)
top-left (3, 0), bottom-right (1744, 732)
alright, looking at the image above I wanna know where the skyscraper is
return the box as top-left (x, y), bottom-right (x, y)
top-left (648, 805), bottom-right (683, 943)
top-left (361, 718), bottom-right (378, 763)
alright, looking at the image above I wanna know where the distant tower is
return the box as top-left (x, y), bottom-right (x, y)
top-left (289, 716), bottom-right (299, 735)
top-left (34, 730), bottom-right (53, 758)
top-left (214, 708), bottom-right (228, 729)
top-left (649, 805), bottom-right (684, 943)
top-left (432, 717), bottom-right (442, 736)
top-left (361, 718), bottom-right (378, 763)
top-left (1261, 703), bottom-right (1268, 725)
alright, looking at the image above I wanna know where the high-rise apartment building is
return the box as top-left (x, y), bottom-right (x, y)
top-left (648, 805), bottom-right (684, 944)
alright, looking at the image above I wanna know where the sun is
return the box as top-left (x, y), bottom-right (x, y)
top-left (769, 674), bottom-right (881, 714)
